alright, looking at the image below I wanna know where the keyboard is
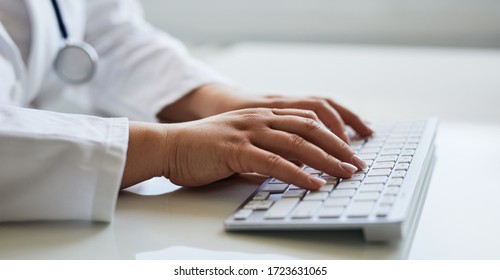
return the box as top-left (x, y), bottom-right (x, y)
top-left (224, 119), bottom-right (438, 241)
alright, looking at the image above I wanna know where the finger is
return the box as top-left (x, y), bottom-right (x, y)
top-left (309, 101), bottom-right (350, 143)
top-left (251, 130), bottom-right (358, 178)
top-left (325, 99), bottom-right (374, 137)
top-left (271, 108), bottom-right (320, 122)
top-left (241, 146), bottom-right (326, 190)
top-left (269, 115), bottom-right (367, 170)
top-left (274, 101), bottom-right (350, 143)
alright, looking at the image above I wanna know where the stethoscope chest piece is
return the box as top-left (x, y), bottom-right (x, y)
top-left (54, 41), bottom-right (98, 84)
top-left (51, 0), bottom-right (98, 84)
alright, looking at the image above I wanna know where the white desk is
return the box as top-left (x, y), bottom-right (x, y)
top-left (1, 43), bottom-right (499, 259)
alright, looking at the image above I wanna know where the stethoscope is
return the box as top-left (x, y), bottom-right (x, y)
top-left (50, 0), bottom-right (98, 84)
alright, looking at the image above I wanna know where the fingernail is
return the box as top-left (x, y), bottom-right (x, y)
top-left (340, 162), bottom-right (358, 174)
top-left (352, 155), bottom-right (367, 169)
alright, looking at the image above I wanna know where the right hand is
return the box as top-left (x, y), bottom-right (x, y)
top-left (158, 108), bottom-right (366, 190)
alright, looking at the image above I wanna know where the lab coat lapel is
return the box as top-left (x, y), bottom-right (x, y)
top-left (25, 0), bottom-right (60, 103)
top-left (0, 23), bottom-right (28, 105)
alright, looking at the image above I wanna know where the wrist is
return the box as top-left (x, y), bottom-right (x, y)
top-left (120, 121), bottom-right (167, 189)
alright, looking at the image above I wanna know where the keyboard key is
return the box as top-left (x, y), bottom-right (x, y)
top-left (391, 171), bottom-right (407, 178)
top-left (359, 153), bottom-right (377, 160)
top-left (376, 204), bottom-right (392, 217)
top-left (346, 201), bottom-right (375, 217)
top-left (407, 137), bottom-right (420, 143)
top-left (401, 149), bottom-right (416, 156)
top-left (255, 200), bottom-right (274, 210)
top-left (354, 192), bottom-right (380, 201)
top-left (364, 160), bottom-right (374, 167)
top-left (359, 147), bottom-right (380, 154)
top-left (318, 184), bottom-right (335, 192)
top-left (288, 185), bottom-right (301, 190)
top-left (264, 198), bottom-right (300, 219)
top-left (234, 209), bottom-right (253, 220)
top-left (376, 155), bottom-right (398, 162)
top-left (303, 191), bottom-right (329, 201)
top-left (395, 163), bottom-right (410, 170)
top-left (336, 181), bottom-right (360, 189)
top-left (324, 197), bottom-right (351, 207)
top-left (317, 206), bottom-right (344, 218)
top-left (262, 184), bottom-right (289, 193)
top-left (292, 201), bottom-right (322, 218)
top-left (320, 175), bottom-right (339, 184)
top-left (330, 189), bottom-right (356, 198)
top-left (364, 176), bottom-right (388, 184)
top-left (269, 178), bottom-right (286, 184)
top-left (253, 191), bottom-right (270, 200)
top-left (405, 143), bottom-right (418, 149)
top-left (359, 184), bottom-right (385, 192)
top-left (379, 149), bottom-right (401, 156)
top-left (385, 187), bottom-right (400, 195)
top-left (244, 200), bottom-right (260, 209)
top-left (387, 136), bottom-right (406, 141)
top-left (282, 189), bottom-right (307, 198)
top-left (350, 139), bottom-right (366, 147)
top-left (342, 173), bottom-right (365, 181)
top-left (372, 162), bottom-right (395, 169)
top-left (388, 178), bottom-right (404, 186)
top-left (385, 143), bottom-right (404, 149)
top-left (380, 194), bottom-right (397, 204)
top-left (364, 141), bottom-right (384, 148)
top-left (386, 139), bottom-right (406, 145)
top-left (368, 169), bottom-right (391, 176)
top-left (398, 156), bottom-right (413, 163)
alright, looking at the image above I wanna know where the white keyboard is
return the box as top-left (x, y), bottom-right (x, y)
top-left (225, 119), bottom-right (438, 241)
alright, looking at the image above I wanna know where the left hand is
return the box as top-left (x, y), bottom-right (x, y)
top-left (231, 94), bottom-right (374, 143)
top-left (158, 84), bottom-right (373, 142)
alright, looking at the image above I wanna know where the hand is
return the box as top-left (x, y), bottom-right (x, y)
top-left (157, 108), bottom-right (367, 190)
top-left (233, 95), bottom-right (374, 143)
top-left (157, 85), bottom-right (373, 144)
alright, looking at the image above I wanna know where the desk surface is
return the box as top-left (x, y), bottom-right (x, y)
top-left (1, 43), bottom-right (500, 259)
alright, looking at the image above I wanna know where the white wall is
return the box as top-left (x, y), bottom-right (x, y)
top-left (141, 0), bottom-right (500, 48)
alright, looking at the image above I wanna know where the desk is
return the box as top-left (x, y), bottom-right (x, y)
top-left (1, 43), bottom-right (499, 259)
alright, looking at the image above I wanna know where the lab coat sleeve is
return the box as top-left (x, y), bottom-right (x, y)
top-left (0, 105), bottom-right (128, 222)
top-left (82, 0), bottom-right (233, 122)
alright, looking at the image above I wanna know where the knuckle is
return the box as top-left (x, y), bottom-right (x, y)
top-left (323, 152), bottom-right (334, 162)
top-left (339, 140), bottom-right (354, 155)
top-left (289, 134), bottom-right (306, 148)
top-left (265, 154), bottom-right (282, 171)
top-left (221, 136), bottom-right (250, 172)
top-left (236, 110), bottom-right (271, 130)
top-left (303, 118), bottom-right (322, 131)
top-left (313, 100), bottom-right (329, 109)
top-left (303, 109), bottom-right (315, 116)
top-left (303, 109), bottom-right (319, 120)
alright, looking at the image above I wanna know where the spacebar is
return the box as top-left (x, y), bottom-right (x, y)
top-left (264, 198), bottom-right (300, 219)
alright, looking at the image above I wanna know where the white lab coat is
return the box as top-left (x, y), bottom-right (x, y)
top-left (0, 0), bottom-right (228, 222)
